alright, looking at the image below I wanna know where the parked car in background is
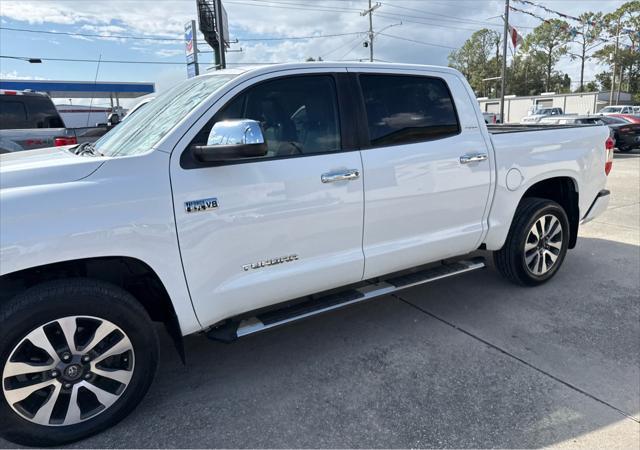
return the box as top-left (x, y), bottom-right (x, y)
top-left (598, 105), bottom-right (635, 115)
top-left (0, 90), bottom-right (108, 153)
top-left (482, 111), bottom-right (500, 124)
top-left (609, 113), bottom-right (640, 124)
top-left (0, 62), bottom-right (613, 446)
top-left (540, 114), bottom-right (639, 152)
top-left (520, 107), bottom-right (563, 124)
top-left (633, 106), bottom-right (640, 114)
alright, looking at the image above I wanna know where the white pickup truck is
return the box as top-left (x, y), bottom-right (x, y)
top-left (0, 63), bottom-right (613, 446)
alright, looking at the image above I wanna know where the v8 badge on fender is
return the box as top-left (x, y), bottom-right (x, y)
top-left (185, 197), bottom-right (218, 213)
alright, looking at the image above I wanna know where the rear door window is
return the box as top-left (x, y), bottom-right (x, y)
top-left (359, 74), bottom-right (460, 147)
top-left (23, 96), bottom-right (65, 128)
top-left (0, 99), bottom-right (28, 129)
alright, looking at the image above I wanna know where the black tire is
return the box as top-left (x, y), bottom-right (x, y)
top-left (0, 279), bottom-right (159, 447)
top-left (493, 198), bottom-right (570, 286)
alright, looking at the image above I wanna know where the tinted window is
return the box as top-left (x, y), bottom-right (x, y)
top-left (599, 116), bottom-right (626, 125)
top-left (359, 74), bottom-right (459, 146)
top-left (199, 75), bottom-right (341, 158)
top-left (22, 96), bottom-right (65, 128)
top-left (0, 99), bottom-right (28, 129)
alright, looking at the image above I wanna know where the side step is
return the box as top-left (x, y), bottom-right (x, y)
top-left (207, 257), bottom-right (485, 342)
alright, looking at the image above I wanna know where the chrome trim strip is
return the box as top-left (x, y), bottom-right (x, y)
top-left (235, 259), bottom-right (485, 338)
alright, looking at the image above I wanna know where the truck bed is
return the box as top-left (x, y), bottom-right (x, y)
top-left (486, 124), bottom-right (599, 134)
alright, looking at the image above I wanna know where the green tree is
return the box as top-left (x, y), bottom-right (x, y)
top-left (526, 19), bottom-right (572, 91)
top-left (569, 12), bottom-right (605, 92)
top-left (448, 28), bottom-right (501, 96)
top-left (593, 2), bottom-right (640, 102)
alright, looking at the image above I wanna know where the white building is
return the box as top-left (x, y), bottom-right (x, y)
top-left (478, 91), bottom-right (633, 124)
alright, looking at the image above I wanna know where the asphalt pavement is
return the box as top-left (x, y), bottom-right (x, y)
top-left (2, 152), bottom-right (639, 449)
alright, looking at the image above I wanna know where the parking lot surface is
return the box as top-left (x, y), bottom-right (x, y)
top-left (2, 152), bottom-right (639, 449)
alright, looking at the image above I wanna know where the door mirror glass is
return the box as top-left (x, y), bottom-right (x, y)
top-left (192, 119), bottom-right (268, 163)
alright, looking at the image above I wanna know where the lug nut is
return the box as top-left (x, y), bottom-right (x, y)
top-left (62, 353), bottom-right (71, 362)
top-left (50, 370), bottom-right (59, 378)
top-left (64, 383), bottom-right (72, 389)
top-left (81, 355), bottom-right (91, 363)
top-left (84, 373), bottom-right (91, 380)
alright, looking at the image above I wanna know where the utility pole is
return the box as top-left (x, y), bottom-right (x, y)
top-left (499, 0), bottom-right (510, 124)
top-left (609, 16), bottom-right (621, 106)
top-left (361, 1), bottom-right (381, 62)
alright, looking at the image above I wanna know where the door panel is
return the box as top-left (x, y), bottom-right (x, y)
top-left (356, 71), bottom-right (492, 279)
top-left (170, 72), bottom-right (365, 327)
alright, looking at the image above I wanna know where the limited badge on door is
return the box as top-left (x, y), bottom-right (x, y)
top-left (185, 197), bottom-right (218, 213)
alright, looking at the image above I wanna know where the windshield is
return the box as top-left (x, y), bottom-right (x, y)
top-left (600, 107), bottom-right (620, 113)
top-left (94, 74), bottom-right (237, 157)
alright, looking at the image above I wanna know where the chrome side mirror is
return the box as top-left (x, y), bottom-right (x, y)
top-left (192, 119), bottom-right (268, 163)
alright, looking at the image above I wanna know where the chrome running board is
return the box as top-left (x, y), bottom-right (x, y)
top-left (207, 257), bottom-right (485, 342)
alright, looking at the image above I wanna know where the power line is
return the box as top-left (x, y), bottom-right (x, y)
top-left (378, 33), bottom-right (458, 50)
top-left (376, 12), bottom-right (497, 33)
top-left (224, 0), bottom-right (360, 14)
top-left (0, 55), bottom-right (313, 66)
top-left (380, 2), bottom-right (534, 29)
top-left (0, 55), bottom-right (185, 65)
top-left (321, 33), bottom-right (367, 59)
top-left (338, 37), bottom-right (367, 60)
top-left (0, 26), bottom-right (183, 42)
top-left (236, 31), bottom-right (366, 41)
top-left (0, 26), bottom-right (366, 44)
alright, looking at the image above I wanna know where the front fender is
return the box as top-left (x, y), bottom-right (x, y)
top-left (0, 150), bottom-right (202, 335)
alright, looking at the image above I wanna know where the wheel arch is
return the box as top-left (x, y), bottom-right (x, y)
top-left (0, 256), bottom-right (185, 362)
top-left (518, 176), bottom-right (580, 249)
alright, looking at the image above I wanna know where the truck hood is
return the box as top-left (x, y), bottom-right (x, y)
top-left (0, 147), bottom-right (105, 190)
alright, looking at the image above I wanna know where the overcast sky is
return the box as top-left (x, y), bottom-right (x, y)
top-left (0, 0), bottom-right (626, 106)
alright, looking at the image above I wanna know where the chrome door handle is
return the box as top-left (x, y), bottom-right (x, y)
top-left (321, 169), bottom-right (360, 183)
top-left (460, 153), bottom-right (488, 164)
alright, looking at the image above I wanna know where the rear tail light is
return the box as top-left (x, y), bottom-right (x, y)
top-left (54, 136), bottom-right (78, 146)
top-left (604, 136), bottom-right (615, 176)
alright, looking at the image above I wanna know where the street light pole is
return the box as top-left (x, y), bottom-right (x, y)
top-left (500, 0), bottom-right (510, 124)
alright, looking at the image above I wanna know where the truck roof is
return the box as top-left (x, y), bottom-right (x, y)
top-left (206, 61), bottom-right (462, 79)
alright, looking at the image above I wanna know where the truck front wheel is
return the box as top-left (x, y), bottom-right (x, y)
top-left (494, 198), bottom-right (569, 286)
top-left (0, 279), bottom-right (159, 447)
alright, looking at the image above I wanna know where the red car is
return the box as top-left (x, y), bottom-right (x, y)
top-left (610, 113), bottom-right (640, 124)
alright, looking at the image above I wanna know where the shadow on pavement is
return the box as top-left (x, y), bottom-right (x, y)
top-left (3, 238), bottom-right (637, 449)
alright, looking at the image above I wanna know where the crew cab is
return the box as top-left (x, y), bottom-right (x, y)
top-left (0, 63), bottom-right (612, 446)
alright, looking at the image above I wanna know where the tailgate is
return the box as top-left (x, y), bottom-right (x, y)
top-left (0, 128), bottom-right (74, 151)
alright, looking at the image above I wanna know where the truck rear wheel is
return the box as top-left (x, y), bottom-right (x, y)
top-left (0, 279), bottom-right (159, 447)
top-left (494, 198), bottom-right (569, 286)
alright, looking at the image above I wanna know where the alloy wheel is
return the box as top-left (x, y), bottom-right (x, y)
top-left (2, 316), bottom-right (134, 426)
top-left (524, 214), bottom-right (563, 276)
